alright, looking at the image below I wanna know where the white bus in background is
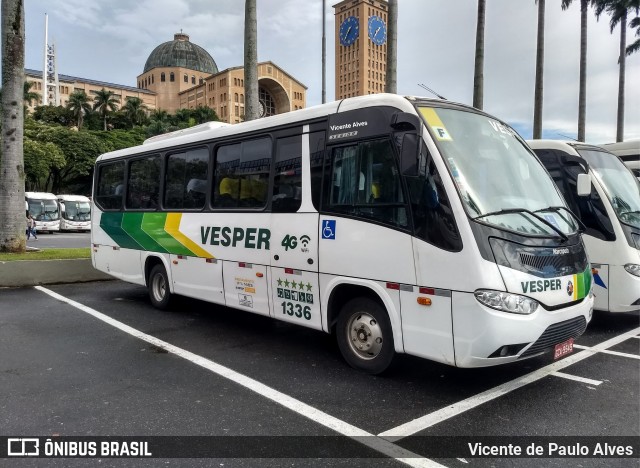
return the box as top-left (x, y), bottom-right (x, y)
top-left (57, 194), bottom-right (91, 231)
top-left (528, 140), bottom-right (640, 313)
top-left (603, 140), bottom-right (640, 180)
top-left (25, 191), bottom-right (60, 233)
top-left (91, 94), bottom-right (594, 374)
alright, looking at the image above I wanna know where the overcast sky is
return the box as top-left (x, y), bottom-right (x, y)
top-left (21, 0), bottom-right (640, 143)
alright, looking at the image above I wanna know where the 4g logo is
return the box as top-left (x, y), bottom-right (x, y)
top-left (281, 234), bottom-right (311, 252)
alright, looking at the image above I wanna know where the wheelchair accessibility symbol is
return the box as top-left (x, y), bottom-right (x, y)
top-left (322, 220), bottom-right (336, 240)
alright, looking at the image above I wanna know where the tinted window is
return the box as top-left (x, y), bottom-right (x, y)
top-left (127, 156), bottom-right (160, 210)
top-left (535, 148), bottom-right (615, 241)
top-left (324, 139), bottom-right (408, 228)
top-left (165, 148), bottom-right (209, 210)
top-left (407, 153), bottom-right (462, 251)
top-left (214, 138), bottom-right (271, 209)
top-left (96, 161), bottom-right (124, 210)
top-left (273, 135), bottom-right (302, 213)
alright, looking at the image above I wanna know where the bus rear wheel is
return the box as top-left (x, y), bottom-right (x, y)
top-left (148, 264), bottom-right (172, 310)
top-left (336, 297), bottom-right (395, 374)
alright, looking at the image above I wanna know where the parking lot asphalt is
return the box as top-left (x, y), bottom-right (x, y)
top-left (1, 281), bottom-right (638, 467)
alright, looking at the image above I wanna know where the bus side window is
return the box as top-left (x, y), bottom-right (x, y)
top-left (213, 138), bottom-right (271, 209)
top-left (96, 161), bottom-right (125, 210)
top-left (272, 135), bottom-right (302, 213)
top-left (165, 147), bottom-right (209, 210)
top-left (310, 131), bottom-right (326, 211)
top-left (127, 155), bottom-right (160, 210)
top-left (407, 155), bottom-right (462, 251)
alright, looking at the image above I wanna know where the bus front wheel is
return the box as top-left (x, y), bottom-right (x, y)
top-left (336, 298), bottom-right (395, 374)
top-left (148, 264), bottom-right (172, 310)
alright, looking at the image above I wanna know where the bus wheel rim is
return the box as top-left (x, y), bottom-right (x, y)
top-left (346, 312), bottom-right (383, 360)
top-left (152, 274), bottom-right (166, 302)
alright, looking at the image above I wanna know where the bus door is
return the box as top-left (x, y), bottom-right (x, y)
top-left (269, 132), bottom-right (323, 330)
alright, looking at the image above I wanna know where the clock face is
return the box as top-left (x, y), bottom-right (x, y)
top-left (368, 15), bottom-right (387, 45)
top-left (339, 16), bottom-right (359, 47)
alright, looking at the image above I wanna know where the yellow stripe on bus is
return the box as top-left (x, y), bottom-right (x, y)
top-left (418, 107), bottom-right (452, 141)
top-left (165, 213), bottom-right (215, 259)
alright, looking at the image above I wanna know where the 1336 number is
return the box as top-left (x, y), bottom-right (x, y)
top-left (281, 301), bottom-right (311, 320)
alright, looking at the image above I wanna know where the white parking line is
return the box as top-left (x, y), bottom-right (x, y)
top-left (551, 371), bottom-right (602, 386)
top-left (378, 326), bottom-right (640, 440)
top-left (34, 286), bottom-right (443, 468)
top-left (574, 344), bottom-right (640, 360)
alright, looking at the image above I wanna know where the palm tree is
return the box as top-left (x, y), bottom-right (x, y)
top-left (473, 0), bottom-right (486, 109)
top-left (244, 0), bottom-right (259, 121)
top-left (92, 88), bottom-right (119, 131)
top-left (628, 14), bottom-right (640, 54)
top-left (174, 108), bottom-right (192, 124)
top-left (23, 81), bottom-right (40, 107)
top-left (594, 0), bottom-right (640, 142)
top-left (192, 105), bottom-right (218, 124)
top-left (0, 0), bottom-right (26, 252)
top-left (150, 108), bottom-right (169, 123)
top-left (66, 89), bottom-right (92, 129)
top-left (562, 0), bottom-right (592, 141)
top-left (122, 96), bottom-right (148, 127)
top-left (385, 0), bottom-right (398, 93)
top-left (533, 0), bottom-right (546, 139)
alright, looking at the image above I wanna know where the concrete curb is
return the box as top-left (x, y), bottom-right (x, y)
top-left (0, 259), bottom-right (113, 287)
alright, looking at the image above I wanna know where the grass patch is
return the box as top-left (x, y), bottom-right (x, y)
top-left (0, 248), bottom-right (91, 261)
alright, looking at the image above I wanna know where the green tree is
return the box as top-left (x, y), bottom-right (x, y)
top-left (92, 88), bottom-right (119, 131)
top-left (244, 0), bottom-right (259, 120)
top-left (173, 108), bottom-right (193, 126)
top-left (23, 138), bottom-right (65, 191)
top-left (533, 0), bottom-right (546, 139)
top-left (562, 0), bottom-right (593, 141)
top-left (66, 89), bottom-right (92, 129)
top-left (35, 125), bottom-right (107, 192)
top-left (594, 0), bottom-right (640, 141)
top-left (628, 14), bottom-right (640, 54)
top-left (23, 80), bottom-right (39, 108)
top-left (192, 105), bottom-right (219, 124)
top-left (146, 119), bottom-right (168, 137)
top-left (122, 96), bottom-right (148, 127)
top-left (150, 108), bottom-right (169, 123)
top-left (0, 0), bottom-right (26, 252)
top-left (32, 104), bottom-right (74, 126)
top-left (473, 0), bottom-right (486, 109)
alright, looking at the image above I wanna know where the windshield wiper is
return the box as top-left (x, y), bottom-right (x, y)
top-left (619, 210), bottom-right (640, 217)
top-left (474, 208), bottom-right (569, 242)
top-left (534, 206), bottom-right (586, 233)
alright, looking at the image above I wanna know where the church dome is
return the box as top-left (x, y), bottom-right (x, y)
top-left (143, 32), bottom-right (218, 74)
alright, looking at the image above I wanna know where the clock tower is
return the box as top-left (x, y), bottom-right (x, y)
top-left (334, 0), bottom-right (389, 100)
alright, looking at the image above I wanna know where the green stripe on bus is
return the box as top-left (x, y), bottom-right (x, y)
top-left (121, 212), bottom-right (169, 253)
top-left (140, 212), bottom-right (194, 256)
top-left (100, 212), bottom-right (143, 250)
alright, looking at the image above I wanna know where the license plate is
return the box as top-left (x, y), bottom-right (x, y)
top-left (554, 338), bottom-right (574, 359)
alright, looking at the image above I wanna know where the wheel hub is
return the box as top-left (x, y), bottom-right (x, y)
top-left (347, 313), bottom-right (383, 360)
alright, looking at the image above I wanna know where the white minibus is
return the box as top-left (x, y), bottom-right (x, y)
top-left (57, 194), bottom-right (92, 231)
top-left (25, 191), bottom-right (60, 232)
top-left (603, 140), bottom-right (640, 180)
top-left (91, 94), bottom-right (594, 373)
top-left (528, 140), bottom-right (640, 313)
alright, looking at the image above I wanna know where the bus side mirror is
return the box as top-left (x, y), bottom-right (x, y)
top-left (577, 173), bottom-right (591, 197)
top-left (400, 133), bottom-right (420, 176)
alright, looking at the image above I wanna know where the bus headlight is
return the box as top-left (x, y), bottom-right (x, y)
top-left (474, 290), bottom-right (539, 315)
top-left (624, 264), bottom-right (640, 277)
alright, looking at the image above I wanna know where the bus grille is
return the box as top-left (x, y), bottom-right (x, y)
top-left (519, 316), bottom-right (587, 358)
top-left (519, 250), bottom-right (587, 277)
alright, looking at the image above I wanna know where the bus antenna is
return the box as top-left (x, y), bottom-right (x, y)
top-left (556, 133), bottom-right (579, 142)
top-left (418, 83), bottom-right (447, 100)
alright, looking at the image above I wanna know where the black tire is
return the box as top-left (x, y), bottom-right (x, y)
top-left (336, 297), bottom-right (395, 375)
top-left (148, 264), bottom-right (172, 310)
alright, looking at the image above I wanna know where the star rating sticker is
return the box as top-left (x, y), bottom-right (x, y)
top-left (291, 280), bottom-right (298, 289)
top-left (298, 282), bottom-right (305, 290)
top-left (306, 282), bottom-right (312, 291)
top-left (284, 279), bottom-right (290, 288)
top-left (277, 278), bottom-right (283, 286)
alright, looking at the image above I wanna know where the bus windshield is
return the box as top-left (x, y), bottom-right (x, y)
top-left (418, 106), bottom-right (578, 236)
top-left (578, 148), bottom-right (640, 229)
top-left (28, 199), bottom-right (60, 221)
top-left (62, 201), bottom-right (91, 221)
